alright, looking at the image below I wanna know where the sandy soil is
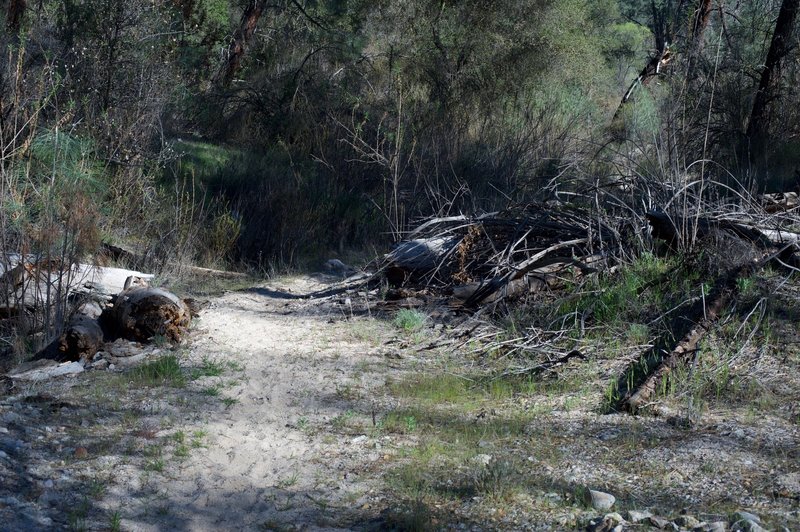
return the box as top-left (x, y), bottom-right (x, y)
top-left (0, 275), bottom-right (400, 531)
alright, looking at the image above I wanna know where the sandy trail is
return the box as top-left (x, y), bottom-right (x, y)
top-left (110, 276), bottom-right (393, 531)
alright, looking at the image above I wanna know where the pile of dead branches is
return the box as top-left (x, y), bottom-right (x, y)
top-left (382, 204), bottom-right (623, 308)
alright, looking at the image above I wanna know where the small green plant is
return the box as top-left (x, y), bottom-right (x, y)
top-left (191, 430), bottom-right (208, 448)
top-left (222, 397), bottom-right (239, 408)
top-left (202, 386), bottom-right (221, 397)
top-left (131, 355), bottom-right (185, 387)
top-left (109, 510), bottom-right (122, 532)
top-left (404, 415), bottom-right (418, 433)
top-left (88, 479), bottom-right (106, 499)
top-left (331, 410), bottom-right (356, 429)
top-left (277, 472), bottom-right (299, 488)
top-left (192, 357), bottom-right (226, 379)
top-left (736, 276), bottom-right (757, 297)
top-left (174, 444), bottom-right (190, 458)
top-left (393, 309), bottom-right (427, 332)
top-left (68, 497), bottom-right (90, 532)
top-left (145, 458), bottom-right (165, 472)
top-left (297, 416), bottom-right (309, 431)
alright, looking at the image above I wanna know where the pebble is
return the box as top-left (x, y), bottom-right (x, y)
top-left (706, 522), bottom-right (727, 532)
top-left (43, 479), bottom-right (54, 488)
top-left (350, 435), bottom-right (368, 444)
top-left (648, 515), bottom-right (672, 529)
top-left (732, 511), bottom-right (761, 524)
top-left (585, 489), bottom-right (616, 511)
top-left (675, 514), bottom-right (701, 528)
top-left (627, 509), bottom-right (653, 523)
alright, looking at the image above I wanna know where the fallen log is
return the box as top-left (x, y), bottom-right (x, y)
top-left (7, 359), bottom-right (84, 381)
top-left (105, 287), bottom-right (191, 343)
top-left (623, 286), bottom-right (731, 412)
top-left (57, 315), bottom-right (104, 362)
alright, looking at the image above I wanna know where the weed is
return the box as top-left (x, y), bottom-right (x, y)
top-left (331, 410), bottom-right (356, 430)
top-left (277, 472), bottom-right (299, 488)
top-left (174, 444), bottom-right (190, 458)
top-left (191, 430), bottom-right (208, 449)
top-left (109, 510), bottom-right (122, 532)
top-left (88, 479), bottom-right (106, 499)
top-left (227, 360), bottom-right (246, 372)
top-left (131, 356), bottom-right (185, 387)
top-left (393, 309), bottom-right (428, 332)
top-left (202, 386), bottom-right (221, 397)
top-left (191, 357), bottom-right (226, 379)
top-left (145, 458), bottom-right (165, 472)
top-left (173, 430), bottom-right (186, 444)
top-left (335, 383), bottom-right (361, 400)
top-left (68, 502), bottom-right (89, 531)
top-left (222, 397), bottom-right (239, 408)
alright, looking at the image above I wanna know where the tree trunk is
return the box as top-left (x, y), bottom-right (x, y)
top-left (106, 287), bottom-right (191, 343)
top-left (213, 0), bottom-right (268, 87)
top-left (745, 0), bottom-right (800, 144)
top-left (685, 0), bottom-right (714, 79)
top-left (6, 0), bottom-right (26, 32)
top-left (58, 315), bottom-right (104, 362)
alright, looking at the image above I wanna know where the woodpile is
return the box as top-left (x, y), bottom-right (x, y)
top-left (2, 256), bottom-right (198, 381)
top-left (381, 204), bottom-right (618, 308)
top-left (105, 287), bottom-right (191, 344)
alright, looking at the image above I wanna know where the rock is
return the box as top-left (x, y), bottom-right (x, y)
top-left (732, 521), bottom-right (765, 532)
top-left (649, 516), bottom-right (672, 529)
top-left (472, 454), bottom-right (493, 467)
top-left (628, 510), bottom-right (653, 523)
top-left (323, 259), bottom-right (357, 278)
top-left (705, 522), bottom-right (727, 532)
top-left (731, 511), bottom-right (761, 524)
top-left (603, 512), bottom-right (625, 524)
top-left (676, 515), bottom-right (702, 528)
top-left (74, 447), bottom-right (88, 459)
top-left (104, 338), bottom-right (146, 358)
top-left (775, 472), bottom-right (800, 499)
top-left (585, 489), bottom-right (616, 511)
top-left (7, 360), bottom-right (84, 381)
top-left (351, 435), bottom-right (368, 444)
top-left (89, 358), bottom-right (109, 370)
top-left (586, 515), bottom-right (619, 532)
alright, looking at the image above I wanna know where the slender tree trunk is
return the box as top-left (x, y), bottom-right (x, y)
top-left (746, 0), bottom-right (800, 143)
top-left (611, 47), bottom-right (673, 126)
top-left (686, 0), bottom-right (714, 79)
top-left (213, 0), bottom-right (268, 87)
top-left (7, 0), bottom-right (26, 31)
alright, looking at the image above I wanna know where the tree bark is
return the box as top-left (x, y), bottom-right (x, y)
top-left (213, 0), bottom-right (268, 87)
top-left (686, 0), bottom-right (714, 79)
top-left (745, 0), bottom-right (800, 143)
top-left (106, 287), bottom-right (191, 343)
top-left (6, 0), bottom-right (26, 32)
top-left (58, 315), bottom-right (104, 362)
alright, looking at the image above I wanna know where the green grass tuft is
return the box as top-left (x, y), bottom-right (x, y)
top-left (130, 356), bottom-right (185, 387)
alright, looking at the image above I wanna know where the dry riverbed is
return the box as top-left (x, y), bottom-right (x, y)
top-left (0, 274), bottom-right (798, 531)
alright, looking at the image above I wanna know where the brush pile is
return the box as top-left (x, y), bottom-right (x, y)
top-left (383, 204), bottom-right (623, 308)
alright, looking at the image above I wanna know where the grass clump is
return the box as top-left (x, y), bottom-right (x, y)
top-left (393, 309), bottom-right (428, 333)
top-left (191, 357), bottom-right (226, 379)
top-left (130, 355), bottom-right (185, 387)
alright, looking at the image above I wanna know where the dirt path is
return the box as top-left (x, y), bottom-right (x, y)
top-left (1, 276), bottom-right (401, 531)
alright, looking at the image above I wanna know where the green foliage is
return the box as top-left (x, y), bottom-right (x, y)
top-left (567, 253), bottom-right (673, 325)
top-left (131, 356), bottom-right (185, 387)
top-left (393, 309), bottom-right (428, 333)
